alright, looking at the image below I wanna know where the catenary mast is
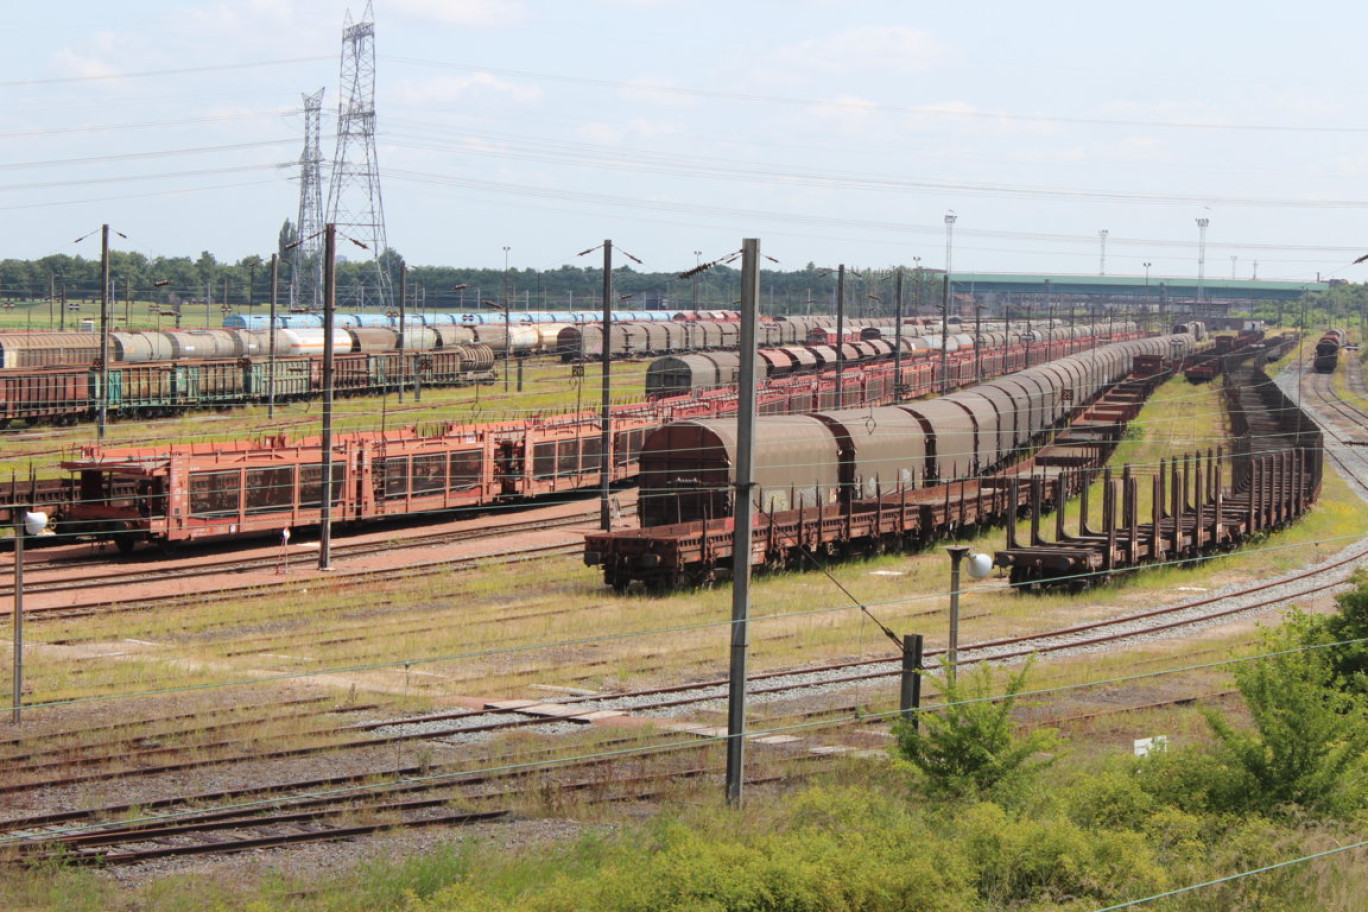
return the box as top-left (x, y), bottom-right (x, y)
top-left (293, 88), bottom-right (326, 311)
top-left (325, 1), bottom-right (392, 311)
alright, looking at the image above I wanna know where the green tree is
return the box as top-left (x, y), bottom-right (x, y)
top-left (194, 250), bottom-right (218, 286)
top-left (1204, 630), bottom-right (1368, 817)
top-left (277, 218), bottom-right (296, 262)
top-left (1304, 572), bottom-right (1368, 695)
top-left (892, 659), bottom-right (1059, 801)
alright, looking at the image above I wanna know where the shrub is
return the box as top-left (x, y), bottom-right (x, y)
top-left (1204, 632), bottom-right (1368, 817)
top-left (954, 801), bottom-right (1170, 907)
top-left (409, 788), bottom-right (979, 912)
top-left (891, 659), bottom-right (1060, 802)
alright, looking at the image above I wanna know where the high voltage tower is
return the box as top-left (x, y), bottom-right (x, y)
top-left (293, 88), bottom-right (326, 311)
top-left (325, 1), bottom-right (392, 311)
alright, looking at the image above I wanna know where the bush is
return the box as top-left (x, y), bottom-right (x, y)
top-left (1205, 632), bottom-right (1368, 817)
top-left (954, 801), bottom-right (1170, 907)
top-left (892, 659), bottom-right (1060, 802)
top-left (1294, 572), bottom-right (1368, 696)
top-left (409, 789), bottom-right (979, 912)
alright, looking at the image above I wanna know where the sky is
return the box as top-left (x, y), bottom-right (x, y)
top-left (6, 0), bottom-right (1368, 284)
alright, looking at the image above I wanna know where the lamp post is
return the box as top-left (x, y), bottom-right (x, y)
top-left (942, 213), bottom-right (957, 393)
top-left (1098, 229), bottom-right (1108, 276)
top-left (692, 250), bottom-right (702, 311)
top-left (397, 259), bottom-right (407, 402)
top-left (835, 265), bottom-right (846, 404)
top-left (912, 256), bottom-right (922, 316)
top-left (98, 226), bottom-right (111, 439)
top-left (502, 246), bottom-right (511, 392)
top-left (975, 301), bottom-right (984, 382)
top-left (267, 260), bottom-right (278, 418)
top-left (319, 223), bottom-right (337, 572)
top-left (1195, 217), bottom-right (1210, 323)
top-left (12, 509), bottom-right (48, 724)
top-left (944, 545), bottom-right (968, 682)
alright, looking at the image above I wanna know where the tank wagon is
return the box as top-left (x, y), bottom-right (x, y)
top-left (223, 310), bottom-right (733, 330)
top-left (1313, 329), bottom-right (1348, 373)
top-left (0, 325), bottom-right (504, 368)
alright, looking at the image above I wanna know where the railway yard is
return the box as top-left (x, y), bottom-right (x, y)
top-left (1, 327), bottom-right (1367, 894)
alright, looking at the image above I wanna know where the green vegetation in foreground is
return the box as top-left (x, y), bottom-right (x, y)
top-left (13, 576), bottom-right (1368, 911)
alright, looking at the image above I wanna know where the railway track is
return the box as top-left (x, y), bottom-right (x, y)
top-left (8, 338), bottom-right (1368, 873)
top-left (1, 502), bottom-right (618, 616)
top-left (0, 557), bottom-right (1358, 868)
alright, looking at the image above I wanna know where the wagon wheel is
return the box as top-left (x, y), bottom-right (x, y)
top-left (687, 565), bottom-right (717, 588)
top-left (114, 533), bottom-right (139, 555)
top-left (644, 573), bottom-right (677, 595)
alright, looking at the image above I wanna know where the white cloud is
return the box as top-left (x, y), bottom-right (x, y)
top-left (619, 77), bottom-right (698, 110)
top-left (767, 25), bottom-right (954, 75)
top-left (576, 119), bottom-right (682, 146)
top-left (578, 123), bottom-right (625, 146)
top-left (397, 72), bottom-right (542, 106)
top-left (388, 0), bottom-right (531, 27)
top-left (811, 94), bottom-right (880, 133)
top-left (165, 1), bottom-right (335, 50)
top-left (50, 47), bottom-right (123, 81)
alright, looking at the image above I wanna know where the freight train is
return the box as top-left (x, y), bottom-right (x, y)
top-left (552, 316), bottom-right (930, 362)
top-left (0, 344), bottom-right (497, 427)
top-left (222, 309), bottom-right (738, 329)
top-left (0, 318), bottom-right (789, 427)
top-left (54, 326), bottom-right (1136, 553)
top-left (0, 317), bottom-right (1113, 428)
top-left (1313, 329), bottom-right (1349, 373)
top-left (645, 323), bottom-right (1138, 398)
top-left (585, 333), bottom-right (1198, 590)
top-left (0, 309), bottom-right (751, 370)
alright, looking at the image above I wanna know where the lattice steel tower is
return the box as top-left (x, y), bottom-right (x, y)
top-left (326, 1), bottom-right (392, 310)
top-left (294, 88), bottom-right (326, 311)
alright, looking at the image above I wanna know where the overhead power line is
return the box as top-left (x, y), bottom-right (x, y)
top-left (0, 56), bottom-right (332, 89)
top-left (385, 56), bottom-right (1368, 135)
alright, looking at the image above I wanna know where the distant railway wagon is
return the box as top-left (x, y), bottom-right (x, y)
top-left (222, 310), bottom-right (736, 330)
top-left (552, 317), bottom-right (967, 363)
top-left (643, 323), bottom-right (1139, 399)
top-left (587, 334), bottom-right (1198, 590)
top-left (0, 344), bottom-right (498, 426)
top-left (1171, 321), bottom-right (1209, 341)
top-left (55, 326), bottom-right (1145, 552)
top-left (0, 332), bottom-right (103, 369)
top-left (59, 410), bottom-right (667, 552)
top-left (1313, 329), bottom-right (1348, 373)
top-left (634, 336), bottom-right (1186, 531)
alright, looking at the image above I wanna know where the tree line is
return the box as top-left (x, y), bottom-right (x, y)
top-left (0, 234), bottom-right (943, 319)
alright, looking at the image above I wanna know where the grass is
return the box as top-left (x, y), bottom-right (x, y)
top-left (25, 364), bottom-right (1367, 716)
top-left (5, 347), bottom-right (1367, 906)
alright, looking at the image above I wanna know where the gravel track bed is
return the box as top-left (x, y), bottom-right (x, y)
top-left (32, 359), bottom-right (1368, 891)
